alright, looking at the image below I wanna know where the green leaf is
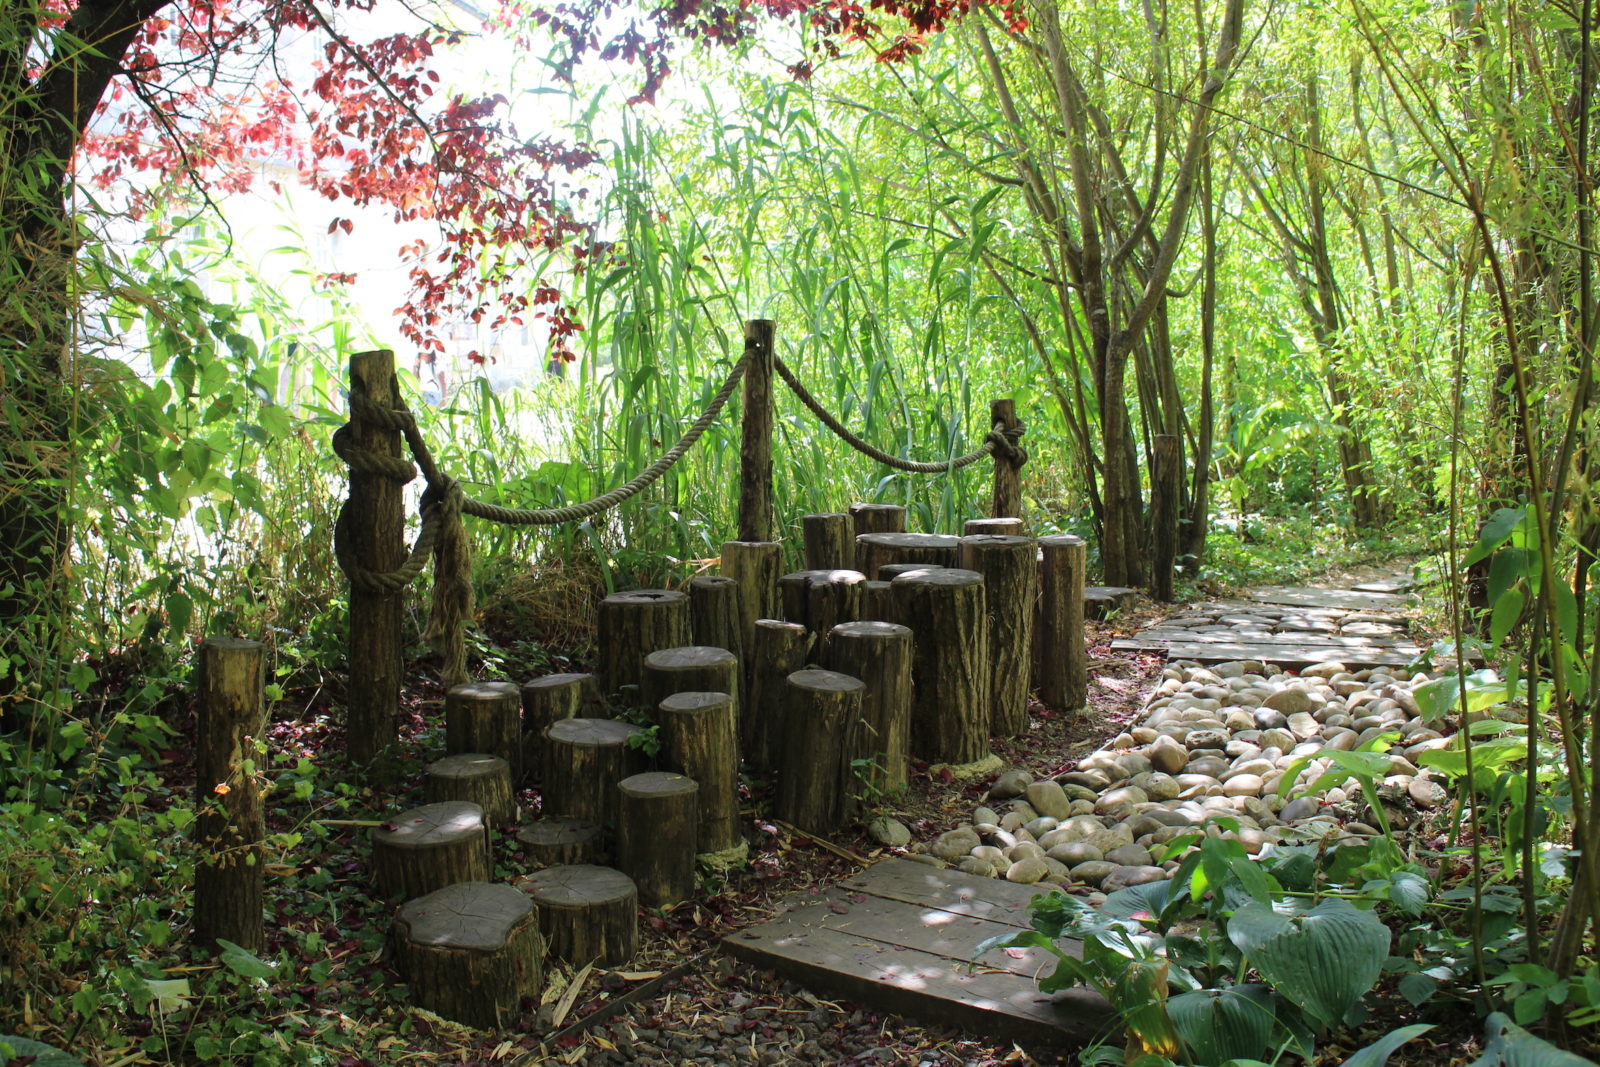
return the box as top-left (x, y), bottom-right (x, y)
top-left (1227, 899), bottom-right (1390, 1031)
top-left (1167, 985), bottom-right (1280, 1066)
top-left (216, 938), bottom-right (277, 980)
top-left (1490, 587), bottom-right (1526, 649)
top-left (1387, 871), bottom-right (1431, 917)
top-left (145, 977), bottom-right (190, 1014)
top-left (1465, 508), bottom-right (1527, 566)
top-left (1470, 1011), bottom-right (1596, 1065)
top-left (0, 1036), bottom-right (88, 1066)
top-left (1340, 1023), bottom-right (1435, 1067)
top-left (1398, 972), bottom-right (1437, 1007)
top-left (1486, 547), bottom-right (1533, 606)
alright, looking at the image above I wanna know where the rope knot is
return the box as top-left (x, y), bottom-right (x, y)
top-left (987, 419), bottom-right (1028, 465)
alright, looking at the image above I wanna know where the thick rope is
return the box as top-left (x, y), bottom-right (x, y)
top-left (773, 354), bottom-right (1022, 472)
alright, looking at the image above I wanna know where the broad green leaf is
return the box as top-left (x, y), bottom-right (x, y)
top-left (145, 977), bottom-right (190, 1014)
top-left (1387, 870), bottom-right (1431, 917)
top-left (1398, 973), bottom-right (1437, 1007)
top-left (1490, 588), bottom-right (1526, 649)
top-left (1487, 547), bottom-right (1533, 606)
top-left (1469, 1011), bottom-right (1596, 1066)
top-left (1341, 1023), bottom-right (1435, 1067)
top-left (1167, 985), bottom-right (1280, 1066)
top-left (1227, 899), bottom-right (1390, 1031)
top-left (1464, 508), bottom-right (1527, 566)
top-left (0, 1036), bottom-right (87, 1066)
top-left (216, 938), bottom-right (277, 980)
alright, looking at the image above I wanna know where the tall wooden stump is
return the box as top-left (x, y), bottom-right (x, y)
top-left (739, 319), bottom-right (776, 543)
top-left (965, 517), bottom-right (1025, 536)
top-left (194, 636), bottom-right (268, 952)
top-left (656, 692), bottom-right (741, 856)
top-left (746, 619), bottom-right (809, 772)
top-left (542, 718), bottom-right (646, 828)
top-left (802, 513), bottom-right (852, 571)
top-left (848, 502), bottom-right (907, 571)
top-left (860, 581), bottom-right (894, 622)
top-left (616, 772), bottom-right (699, 907)
top-left (516, 818), bottom-right (604, 867)
top-left (855, 532), bottom-right (960, 580)
top-left (890, 568), bottom-right (991, 767)
top-left (824, 622), bottom-right (913, 796)
top-left (372, 801), bottom-right (491, 902)
top-left (392, 882), bottom-right (542, 1029)
top-left (597, 589), bottom-right (691, 701)
top-left (521, 673), bottom-right (600, 781)
top-left (959, 534), bottom-right (1038, 738)
top-left (989, 398), bottom-right (1026, 520)
top-left (688, 576), bottom-right (743, 662)
top-left (776, 670), bottom-right (865, 835)
top-left (346, 350), bottom-right (404, 766)
top-left (1150, 434), bottom-right (1181, 602)
top-left (642, 646), bottom-right (739, 717)
top-left (445, 682), bottom-right (523, 783)
top-left (720, 540), bottom-right (782, 661)
top-left (1035, 535), bottom-right (1088, 712)
top-left (877, 563), bottom-right (944, 581)
top-left (519, 865), bottom-right (639, 968)
top-left (426, 754), bottom-right (516, 827)
top-left (779, 569), bottom-right (866, 642)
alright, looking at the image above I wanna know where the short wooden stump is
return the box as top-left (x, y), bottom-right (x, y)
top-left (616, 772), bottom-right (699, 908)
top-left (515, 817), bottom-right (605, 867)
top-left (392, 882), bottom-right (543, 1029)
top-left (517, 864), bottom-right (638, 968)
top-left (542, 718), bottom-right (645, 827)
top-left (425, 754), bottom-right (516, 828)
top-left (372, 802), bottom-right (490, 902)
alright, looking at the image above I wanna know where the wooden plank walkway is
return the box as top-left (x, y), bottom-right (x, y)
top-left (722, 857), bottom-right (1113, 1048)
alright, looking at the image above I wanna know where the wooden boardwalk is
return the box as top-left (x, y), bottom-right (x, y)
top-left (722, 857), bottom-right (1113, 1048)
top-left (1110, 578), bottom-right (1426, 669)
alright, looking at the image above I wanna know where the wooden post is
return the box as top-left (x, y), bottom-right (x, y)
top-left (444, 682), bottom-right (524, 783)
top-left (848, 504), bottom-right (906, 572)
top-left (890, 568), bottom-right (991, 767)
top-left (965, 517), bottom-right (1025, 536)
top-left (776, 669), bottom-right (865, 834)
top-left (688, 576), bottom-right (743, 662)
top-left (596, 589), bottom-right (691, 701)
top-left (990, 398), bottom-right (1025, 521)
top-left (520, 673), bottom-right (601, 780)
top-left (720, 540), bottom-right (782, 662)
top-left (1035, 535), bottom-right (1088, 712)
top-left (746, 619), bottom-right (810, 772)
top-left (801, 513), bottom-right (852, 571)
top-left (855, 532), bottom-right (960, 580)
top-left (860, 581), bottom-right (894, 622)
top-left (393, 883), bottom-right (542, 1029)
top-left (518, 865), bottom-right (638, 968)
top-left (371, 801), bottom-right (491, 902)
top-left (193, 637), bottom-right (268, 952)
top-left (739, 319), bottom-right (776, 542)
top-left (347, 350), bottom-right (405, 765)
top-left (542, 718), bottom-right (646, 828)
top-left (425, 754), bottom-right (517, 827)
top-left (777, 569), bottom-right (865, 640)
top-left (1150, 433), bottom-right (1181, 602)
top-left (656, 691), bottom-right (741, 856)
top-left (515, 817), bottom-right (604, 867)
top-left (642, 646), bottom-right (739, 716)
top-left (958, 534), bottom-right (1038, 738)
top-left (824, 622), bottom-right (913, 796)
top-left (616, 772), bottom-right (700, 908)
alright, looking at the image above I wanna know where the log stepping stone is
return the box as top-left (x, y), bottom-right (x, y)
top-left (542, 718), bottom-right (645, 827)
top-left (1083, 585), bottom-right (1138, 620)
top-left (597, 589), bottom-right (691, 698)
top-left (616, 771), bottom-right (699, 908)
top-left (392, 881), bottom-right (543, 1029)
top-left (372, 802), bottom-right (490, 902)
top-left (425, 754), bottom-right (516, 827)
top-left (517, 864), bottom-right (638, 968)
top-left (515, 817), bottom-right (605, 867)
top-left (445, 682), bottom-right (524, 783)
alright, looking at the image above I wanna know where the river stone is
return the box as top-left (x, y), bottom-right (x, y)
top-left (1131, 726), bottom-right (1159, 744)
top-left (1061, 783), bottom-right (1100, 803)
top-left (1059, 770), bottom-right (1112, 790)
top-left (1105, 843), bottom-right (1154, 867)
top-left (1102, 865), bottom-right (1169, 893)
top-left (1302, 661), bottom-right (1347, 679)
top-left (1287, 712), bottom-right (1321, 740)
top-left (1258, 728), bottom-right (1295, 751)
top-left (1023, 816), bottom-right (1060, 838)
top-left (1409, 776), bottom-right (1447, 809)
top-left (1213, 662), bottom-right (1246, 679)
top-left (1225, 758), bottom-right (1275, 780)
top-left (983, 828), bottom-right (1019, 850)
top-left (1096, 786), bottom-right (1149, 815)
top-left (1006, 841), bottom-right (1046, 863)
top-left (1252, 707), bottom-right (1288, 730)
top-left (972, 806), bottom-right (999, 826)
top-left (988, 769), bottom-right (1033, 800)
top-left (1110, 732), bottom-right (1137, 749)
top-left (1006, 857), bottom-right (1049, 884)
top-left (1048, 842), bottom-right (1104, 866)
top-left (932, 828), bottom-right (981, 860)
top-left (1043, 858), bottom-right (1072, 882)
top-left (1009, 800), bottom-right (1041, 820)
top-left (1114, 753), bottom-right (1153, 779)
top-left (1223, 774), bottom-right (1265, 797)
top-left (1087, 826), bottom-right (1136, 853)
top-left (904, 854), bottom-right (946, 868)
top-left (1175, 773), bottom-right (1221, 796)
top-left (1069, 861), bottom-right (1117, 887)
top-left (1141, 774), bottom-right (1181, 802)
top-left (1264, 687), bottom-right (1319, 715)
top-left (867, 816), bottom-right (911, 847)
top-left (959, 857), bottom-right (996, 877)
top-left (971, 845), bottom-right (1006, 867)
top-left (1184, 728), bottom-right (1231, 751)
top-left (1037, 827), bottom-right (1076, 851)
top-left (1148, 736), bottom-right (1189, 774)
top-left (1224, 709), bottom-right (1257, 732)
top-left (1025, 781), bottom-right (1074, 821)
top-left (1323, 729), bottom-right (1358, 752)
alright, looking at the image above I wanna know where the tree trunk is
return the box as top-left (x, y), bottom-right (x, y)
top-left (802, 513), bottom-right (853, 571)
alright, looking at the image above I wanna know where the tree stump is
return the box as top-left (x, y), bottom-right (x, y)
top-left (372, 802), bottom-right (491, 902)
top-left (959, 534), bottom-right (1038, 738)
top-left (616, 772), bottom-right (699, 908)
top-left (445, 682), bottom-right (524, 784)
top-left (520, 673), bottom-right (601, 782)
top-left (824, 621), bottom-right (913, 797)
top-left (890, 568), bottom-right (991, 767)
top-left (965, 517), bottom-right (1025, 536)
top-left (392, 882), bottom-right (542, 1029)
top-left (193, 636), bottom-right (267, 952)
top-left (518, 865), bottom-right (638, 968)
top-left (596, 589), bottom-right (691, 701)
top-left (1035, 535), bottom-right (1088, 712)
top-left (642, 646), bottom-right (739, 719)
top-left (688, 576), bottom-right (743, 663)
top-left (656, 692), bottom-right (741, 855)
top-left (542, 718), bottom-right (646, 828)
top-left (746, 619), bottom-right (809, 772)
top-left (855, 532), bottom-right (960, 579)
top-left (860, 580), bottom-right (894, 622)
top-left (802, 513), bottom-right (852, 571)
top-left (515, 817), bottom-right (605, 867)
top-left (778, 569), bottom-right (865, 641)
top-left (426, 754), bottom-right (517, 828)
top-left (775, 669), bottom-right (865, 835)
top-left (720, 540), bottom-right (782, 657)
top-left (876, 563), bottom-right (944, 581)
top-left (849, 503), bottom-right (907, 573)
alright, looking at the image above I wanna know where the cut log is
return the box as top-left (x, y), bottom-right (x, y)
top-left (824, 621), bottom-right (913, 796)
top-left (720, 541), bottom-right (782, 658)
top-left (426, 753), bottom-right (517, 828)
top-left (876, 563), bottom-right (945, 581)
top-left (542, 718), bottom-right (646, 828)
top-left (688, 576), bottom-right (744, 663)
top-left (855, 532), bottom-right (960, 580)
top-left (616, 772), bottom-right (699, 908)
top-left (890, 568), bottom-right (991, 766)
top-left (958, 535), bottom-right (1038, 738)
top-left (520, 673), bottom-right (601, 782)
top-left (445, 682), bottom-right (524, 784)
top-left (1035, 535), bottom-right (1088, 712)
top-left (802, 513), bottom-right (852, 571)
top-left (641, 646), bottom-right (739, 719)
top-left (372, 802), bottom-right (491, 902)
top-left (518, 865), bottom-right (639, 968)
top-left (860, 580), bottom-right (894, 622)
top-left (848, 502), bottom-right (907, 571)
top-left (596, 589), bottom-right (691, 702)
top-left (193, 636), bottom-right (267, 952)
top-left (965, 517), bottom-right (1025, 536)
top-left (746, 620), bottom-right (810, 772)
top-left (778, 569), bottom-right (865, 641)
top-left (776, 669), bottom-right (865, 835)
top-left (392, 882), bottom-right (542, 1029)
top-left (655, 691), bottom-right (740, 854)
top-left (515, 817), bottom-right (605, 867)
